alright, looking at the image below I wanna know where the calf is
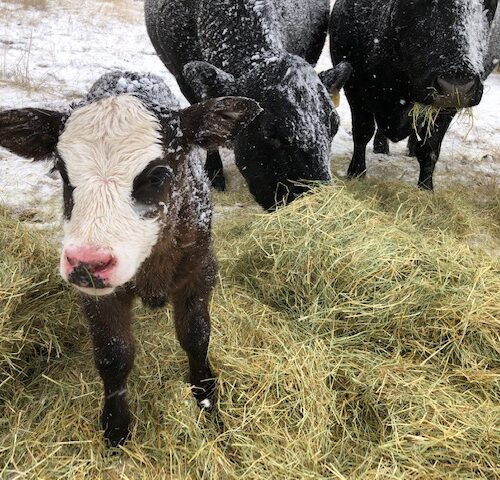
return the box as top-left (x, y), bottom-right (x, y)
top-left (330, 0), bottom-right (498, 190)
top-left (145, 0), bottom-right (351, 210)
top-left (0, 71), bottom-right (261, 446)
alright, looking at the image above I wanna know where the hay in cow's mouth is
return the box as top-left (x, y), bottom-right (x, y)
top-left (409, 103), bottom-right (475, 143)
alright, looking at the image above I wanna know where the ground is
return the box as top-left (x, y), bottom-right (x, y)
top-left (0, 0), bottom-right (499, 227)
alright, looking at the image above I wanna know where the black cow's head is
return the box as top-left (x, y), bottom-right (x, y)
top-left (184, 54), bottom-right (351, 210)
top-left (392, 0), bottom-right (498, 107)
top-left (0, 72), bottom-right (261, 295)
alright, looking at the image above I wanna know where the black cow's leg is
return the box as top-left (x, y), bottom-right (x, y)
top-left (414, 112), bottom-right (455, 190)
top-left (82, 290), bottom-right (135, 447)
top-left (373, 129), bottom-right (390, 154)
top-left (172, 277), bottom-right (215, 410)
top-left (205, 150), bottom-right (226, 191)
top-left (407, 132), bottom-right (418, 157)
top-left (347, 98), bottom-right (376, 178)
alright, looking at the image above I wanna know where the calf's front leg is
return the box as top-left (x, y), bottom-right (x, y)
top-left (173, 282), bottom-right (215, 410)
top-left (82, 291), bottom-right (135, 447)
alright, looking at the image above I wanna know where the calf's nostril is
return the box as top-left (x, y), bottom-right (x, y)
top-left (92, 258), bottom-right (115, 273)
top-left (66, 255), bottom-right (78, 267)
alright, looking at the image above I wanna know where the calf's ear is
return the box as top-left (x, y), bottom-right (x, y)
top-left (183, 61), bottom-right (237, 100)
top-left (0, 108), bottom-right (65, 160)
top-left (179, 96), bottom-right (262, 150)
top-left (320, 61), bottom-right (353, 107)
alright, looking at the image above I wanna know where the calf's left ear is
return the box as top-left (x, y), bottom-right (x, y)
top-left (179, 97), bottom-right (263, 150)
top-left (320, 62), bottom-right (353, 107)
top-left (0, 108), bottom-right (65, 160)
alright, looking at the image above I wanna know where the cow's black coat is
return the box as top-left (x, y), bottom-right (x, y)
top-left (145, 0), bottom-right (351, 210)
top-left (330, 0), bottom-right (498, 190)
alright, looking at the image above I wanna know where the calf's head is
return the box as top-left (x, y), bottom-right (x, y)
top-left (0, 89), bottom-right (260, 296)
top-left (184, 55), bottom-right (351, 210)
top-left (392, 0), bottom-right (498, 107)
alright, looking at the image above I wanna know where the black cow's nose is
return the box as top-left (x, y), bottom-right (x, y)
top-left (436, 77), bottom-right (476, 97)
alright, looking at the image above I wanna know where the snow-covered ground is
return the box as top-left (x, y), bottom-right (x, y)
top-left (0, 0), bottom-right (499, 225)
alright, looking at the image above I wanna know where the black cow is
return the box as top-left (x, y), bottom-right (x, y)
top-left (145, 0), bottom-right (351, 210)
top-left (330, 0), bottom-right (498, 190)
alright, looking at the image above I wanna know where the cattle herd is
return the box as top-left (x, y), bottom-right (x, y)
top-left (0, 0), bottom-right (498, 447)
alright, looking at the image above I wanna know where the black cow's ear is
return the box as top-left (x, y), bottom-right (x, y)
top-left (179, 96), bottom-right (262, 150)
top-left (320, 62), bottom-right (353, 106)
top-left (183, 61), bottom-right (237, 100)
top-left (0, 108), bottom-right (65, 160)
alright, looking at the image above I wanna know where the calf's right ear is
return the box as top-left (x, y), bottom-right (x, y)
top-left (179, 96), bottom-right (263, 150)
top-left (0, 108), bottom-right (65, 160)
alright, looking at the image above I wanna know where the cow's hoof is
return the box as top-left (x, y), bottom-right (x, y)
top-left (141, 294), bottom-right (167, 309)
top-left (373, 144), bottom-right (390, 155)
top-left (347, 168), bottom-right (367, 179)
top-left (418, 181), bottom-right (434, 191)
top-left (210, 173), bottom-right (226, 192)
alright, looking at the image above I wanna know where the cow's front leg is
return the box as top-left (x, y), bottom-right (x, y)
top-left (82, 290), bottom-right (135, 447)
top-left (415, 111), bottom-right (455, 190)
top-left (173, 281), bottom-right (215, 410)
top-left (346, 92), bottom-right (376, 178)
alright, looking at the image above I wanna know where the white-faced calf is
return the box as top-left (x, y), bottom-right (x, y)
top-left (0, 71), bottom-right (261, 446)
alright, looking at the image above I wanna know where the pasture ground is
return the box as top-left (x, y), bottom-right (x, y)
top-left (0, 1), bottom-right (499, 479)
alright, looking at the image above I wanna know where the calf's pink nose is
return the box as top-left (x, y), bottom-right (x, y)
top-left (64, 246), bottom-right (116, 276)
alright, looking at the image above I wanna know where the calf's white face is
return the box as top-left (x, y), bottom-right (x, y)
top-left (0, 75), bottom-right (262, 297)
top-left (57, 95), bottom-right (163, 296)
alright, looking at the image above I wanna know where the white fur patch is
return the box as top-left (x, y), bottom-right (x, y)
top-left (58, 95), bottom-right (163, 292)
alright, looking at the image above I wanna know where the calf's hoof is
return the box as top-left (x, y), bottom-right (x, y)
top-left (210, 172), bottom-right (226, 192)
top-left (102, 406), bottom-right (131, 447)
top-left (192, 378), bottom-right (216, 412)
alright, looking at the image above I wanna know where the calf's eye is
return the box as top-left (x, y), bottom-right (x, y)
top-left (148, 166), bottom-right (171, 188)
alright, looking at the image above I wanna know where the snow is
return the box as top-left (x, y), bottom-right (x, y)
top-left (459, 0), bottom-right (490, 75)
top-left (0, 0), bottom-right (499, 226)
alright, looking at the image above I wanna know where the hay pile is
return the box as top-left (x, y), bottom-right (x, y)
top-left (0, 184), bottom-right (499, 479)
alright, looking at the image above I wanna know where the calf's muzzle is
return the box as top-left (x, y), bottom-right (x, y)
top-left (63, 245), bottom-right (117, 290)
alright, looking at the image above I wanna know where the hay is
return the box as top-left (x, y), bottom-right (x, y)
top-left (409, 104), bottom-right (475, 143)
top-left (0, 184), bottom-right (499, 479)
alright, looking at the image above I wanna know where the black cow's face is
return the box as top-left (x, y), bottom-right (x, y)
top-left (393, 0), bottom-right (497, 107)
top-left (183, 56), bottom-right (352, 210)
top-left (234, 57), bottom-right (339, 210)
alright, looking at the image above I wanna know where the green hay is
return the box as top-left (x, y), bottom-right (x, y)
top-left (0, 183), bottom-right (499, 479)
